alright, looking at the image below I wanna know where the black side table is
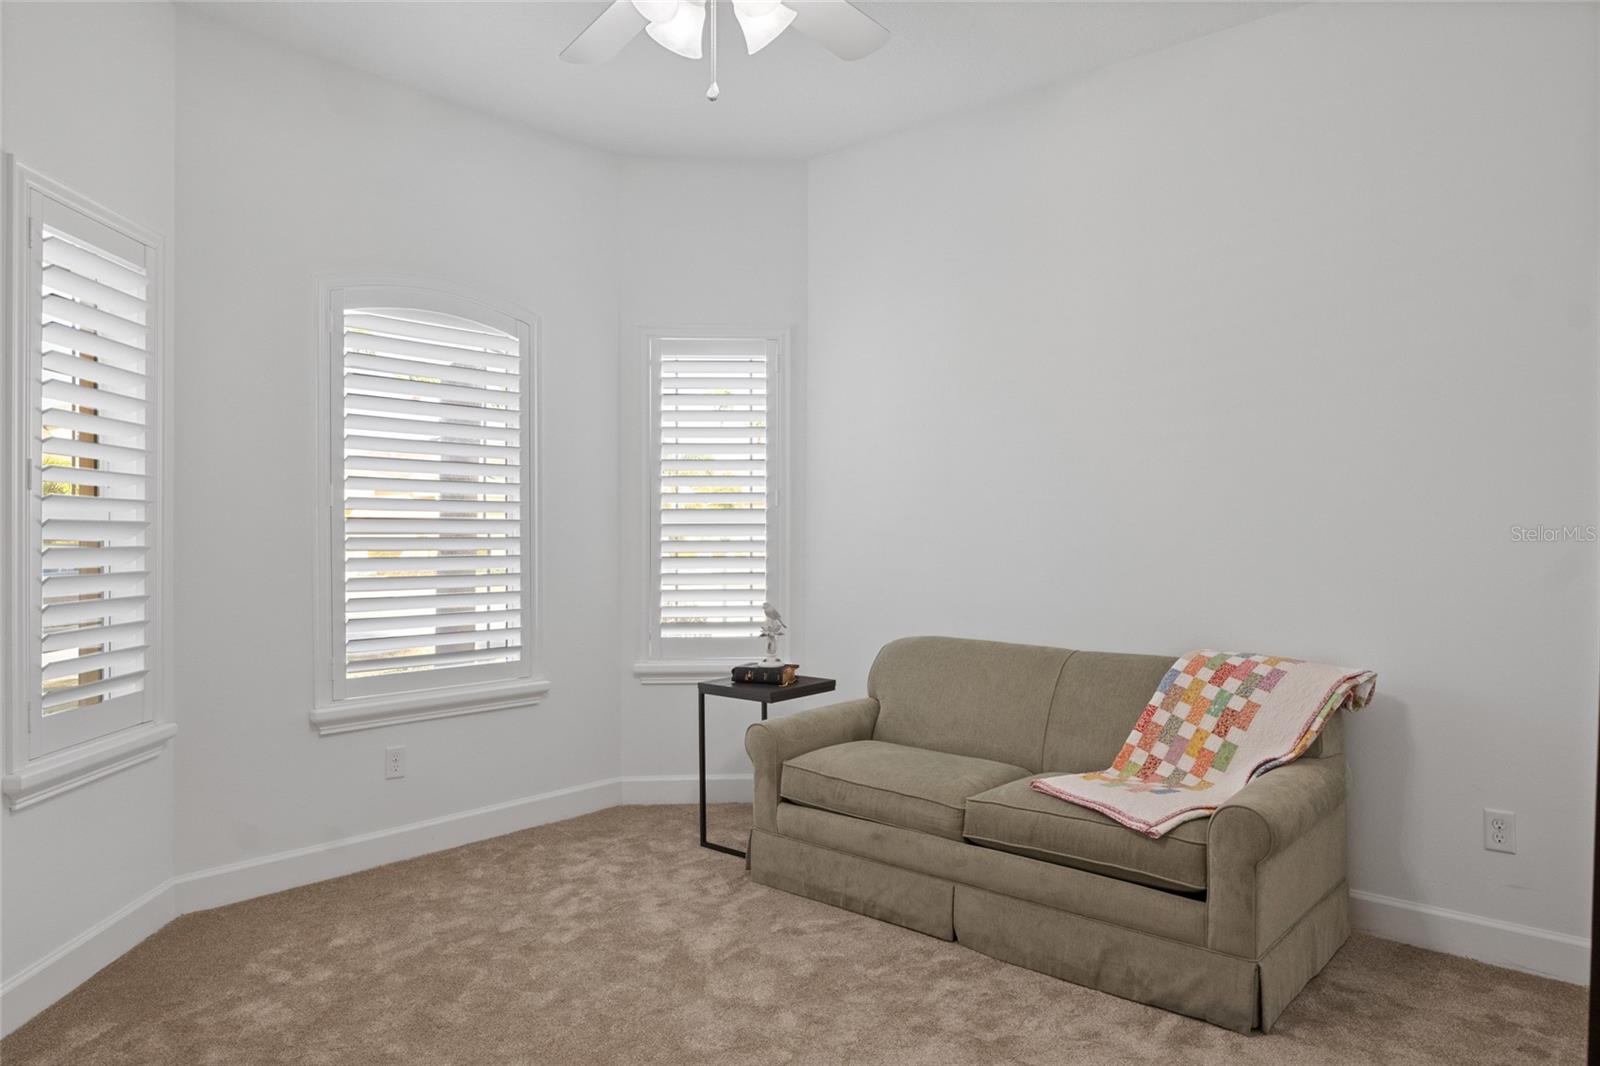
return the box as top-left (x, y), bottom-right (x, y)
top-left (697, 675), bottom-right (837, 857)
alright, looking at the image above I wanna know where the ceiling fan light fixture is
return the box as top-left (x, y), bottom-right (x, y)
top-left (631, 0), bottom-right (681, 23)
top-left (645, 0), bottom-right (706, 58)
top-left (732, 1), bottom-right (795, 55)
top-left (561, 0), bottom-right (887, 76)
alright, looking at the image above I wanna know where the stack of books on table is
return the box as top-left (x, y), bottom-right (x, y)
top-left (732, 663), bottom-right (799, 686)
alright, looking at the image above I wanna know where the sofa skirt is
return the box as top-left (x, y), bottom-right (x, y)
top-left (748, 828), bottom-right (955, 940)
top-left (747, 827), bottom-right (1350, 1033)
top-left (952, 885), bottom-right (1258, 1032)
top-left (1257, 881), bottom-right (1350, 1029)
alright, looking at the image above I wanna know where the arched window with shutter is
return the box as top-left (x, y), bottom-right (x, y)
top-left (311, 281), bottom-right (545, 734)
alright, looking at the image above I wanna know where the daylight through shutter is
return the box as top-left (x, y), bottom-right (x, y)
top-left (657, 339), bottom-right (769, 639)
top-left (38, 227), bottom-right (152, 713)
top-left (341, 308), bottom-right (522, 678)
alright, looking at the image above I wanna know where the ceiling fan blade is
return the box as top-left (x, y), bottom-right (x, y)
top-left (788, 0), bottom-right (888, 61)
top-left (560, 0), bottom-right (647, 64)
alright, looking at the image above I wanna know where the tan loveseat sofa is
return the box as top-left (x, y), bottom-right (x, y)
top-left (744, 636), bottom-right (1349, 1032)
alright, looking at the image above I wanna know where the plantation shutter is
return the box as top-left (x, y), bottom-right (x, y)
top-left (36, 218), bottom-right (154, 721)
top-left (656, 338), bottom-right (770, 640)
top-left (338, 306), bottom-right (525, 683)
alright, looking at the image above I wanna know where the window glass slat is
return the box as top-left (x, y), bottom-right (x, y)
top-left (655, 340), bottom-right (772, 641)
top-left (339, 303), bottom-right (526, 682)
top-left (30, 221), bottom-right (155, 729)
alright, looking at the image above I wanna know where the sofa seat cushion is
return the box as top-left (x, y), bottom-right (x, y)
top-left (781, 740), bottom-right (1030, 841)
top-left (963, 777), bottom-right (1210, 893)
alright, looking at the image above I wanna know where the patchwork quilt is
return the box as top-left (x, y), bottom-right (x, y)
top-left (1031, 651), bottom-right (1376, 838)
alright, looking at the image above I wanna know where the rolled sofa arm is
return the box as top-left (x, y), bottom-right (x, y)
top-left (745, 698), bottom-right (879, 831)
top-left (1206, 755), bottom-right (1347, 957)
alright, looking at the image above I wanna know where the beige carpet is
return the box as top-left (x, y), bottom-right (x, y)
top-left (2, 804), bottom-right (1585, 1066)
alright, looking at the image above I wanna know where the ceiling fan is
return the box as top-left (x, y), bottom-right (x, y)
top-left (561, 0), bottom-right (889, 100)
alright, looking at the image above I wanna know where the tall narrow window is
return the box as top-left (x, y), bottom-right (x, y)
top-left (647, 333), bottom-right (786, 665)
top-left (10, 171), bottom-right (165, 762)
top-left (315, 283), bottom-right (542, 730)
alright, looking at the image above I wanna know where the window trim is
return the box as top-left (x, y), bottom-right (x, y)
top-left (3, 157), bottom-right (175, 808)
top-left (309, 275), bottom-right (547, 735)
top-left (632, 327), bottom-right (791, 683)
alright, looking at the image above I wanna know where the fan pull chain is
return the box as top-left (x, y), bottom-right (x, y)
top-left (707, 0), bottom-right (720, 101)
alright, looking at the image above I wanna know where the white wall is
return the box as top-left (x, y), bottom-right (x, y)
top-left (614, 158), bottom-right (808, 794)
top-left (0, 0), bottom-right (179, 1016)
top-left (172, 13), bottom-right (623, 876)
top-left (3, 0), bottom-right (1595, 1032)
top-left (3, 13), bottom-right (810, 1030)
top-left (805, 2), bottom-right (1599, 978)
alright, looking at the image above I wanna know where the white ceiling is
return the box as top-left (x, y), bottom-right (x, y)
top-left (194, 1), bottom-right (1283, 159)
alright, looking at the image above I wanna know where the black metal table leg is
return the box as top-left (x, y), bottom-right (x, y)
top-left (700, 688), bottom-right (746, 858)
top-left (696, 677), bottom-right (835, 859)
top-left (698, 689), bottom-right (708, 848)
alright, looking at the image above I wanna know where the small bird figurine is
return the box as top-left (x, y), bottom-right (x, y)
top-left (759, 602), bottom-right (787, 664)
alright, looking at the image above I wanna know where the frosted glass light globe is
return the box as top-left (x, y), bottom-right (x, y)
top-left (733, 1), bottom-right (795, 54)
top-left (645, 0), bottom-right (706, 58)
top-left (632, 0), bottom-right (681, 24)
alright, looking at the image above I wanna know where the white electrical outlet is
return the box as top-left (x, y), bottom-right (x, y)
top-left (385, 745), bottom-right (406, 780)
top-left (1483, 808), bottom-right (1515, 854)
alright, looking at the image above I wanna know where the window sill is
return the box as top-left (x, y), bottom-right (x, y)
top-left (3, 720), bottom-right (178, 811)
top-left (309, 677), bottom-right (551, 736)
top-left (632, 659), bottom-right (748, 686)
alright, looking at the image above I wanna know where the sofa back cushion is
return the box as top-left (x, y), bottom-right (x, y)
top-left (1039, 650), bottom-right (1177, 771)
top-left (868, 636), bottom-right (1072, 772)
top-left (870, 638), bottom-right (1346, 777)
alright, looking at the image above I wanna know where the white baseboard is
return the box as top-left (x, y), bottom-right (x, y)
top-left (618, 772), bottom-right (753, 805)
top-left (172, 776), bottom-right (628, 914)
top-left (0, 772), bottom-right (753, 1036)
top-left (0, 878), bottom-right (175, 1038)
top-left (10, 780), bottom-right (1583, 1040)
top-left (1349, 889), bottom-right (1590, 985)
top-left (172, 773), bottom-right (752, 916)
